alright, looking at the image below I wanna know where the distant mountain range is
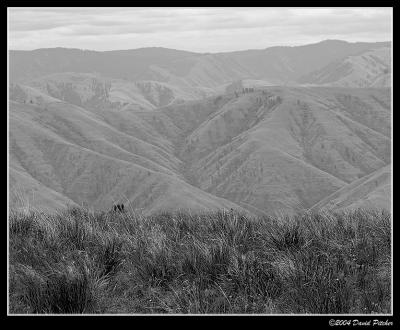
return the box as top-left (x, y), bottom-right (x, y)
top-left (10, 40), bottom-right (390, 88)
top-left (9, 40), bottom-right (391, 215)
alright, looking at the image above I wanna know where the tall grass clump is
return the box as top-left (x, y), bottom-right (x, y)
top-left (9, 207), bottom-right (391, 314)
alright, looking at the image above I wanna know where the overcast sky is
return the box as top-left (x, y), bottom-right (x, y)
top-left (8, 7), bottom-right (392, 53)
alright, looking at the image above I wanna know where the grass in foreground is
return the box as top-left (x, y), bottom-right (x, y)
top-left (9, 208), bottom-right (391, 314)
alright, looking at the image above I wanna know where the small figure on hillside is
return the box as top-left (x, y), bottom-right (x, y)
top-left (113, 204), bottom-right (125, 212)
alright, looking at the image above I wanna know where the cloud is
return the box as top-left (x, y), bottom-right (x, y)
top-left (8, 7), bottom-right (392, 52)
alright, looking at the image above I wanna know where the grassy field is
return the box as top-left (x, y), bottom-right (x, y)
top-left (8, 207), bottom-right (391, 314)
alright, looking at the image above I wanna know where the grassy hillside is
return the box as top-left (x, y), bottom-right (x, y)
top-left (168, 87), bottom-right (390, 215)
top-left (298, 47), bottom-right (391, 88)
top-left (9, 86), bottom-right (391, 215)
top-left (9, 207), bottom-right (391, 314)
top-left (310, 165), bottom-right (391, 212)
top-left (9, 100), bottom-right (244, 213)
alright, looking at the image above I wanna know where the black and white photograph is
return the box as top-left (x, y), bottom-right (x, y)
top-left (7, 6), bottom-right (393, 318)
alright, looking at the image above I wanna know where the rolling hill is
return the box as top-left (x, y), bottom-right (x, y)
top-left (298, 47), bottom-right (391, 87)
top-left (309, 165), bottom-right (391, 212)
top-left (10, 72), bottom-right (213, 112)
top-left (9, 83), bottom-right (391, 215)
top-left (161, 87), bottom-right (390, 216)
top-left (8, 40), bottom-right (391, 215)
top-left (9, 99), bottom-right (247, 214)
